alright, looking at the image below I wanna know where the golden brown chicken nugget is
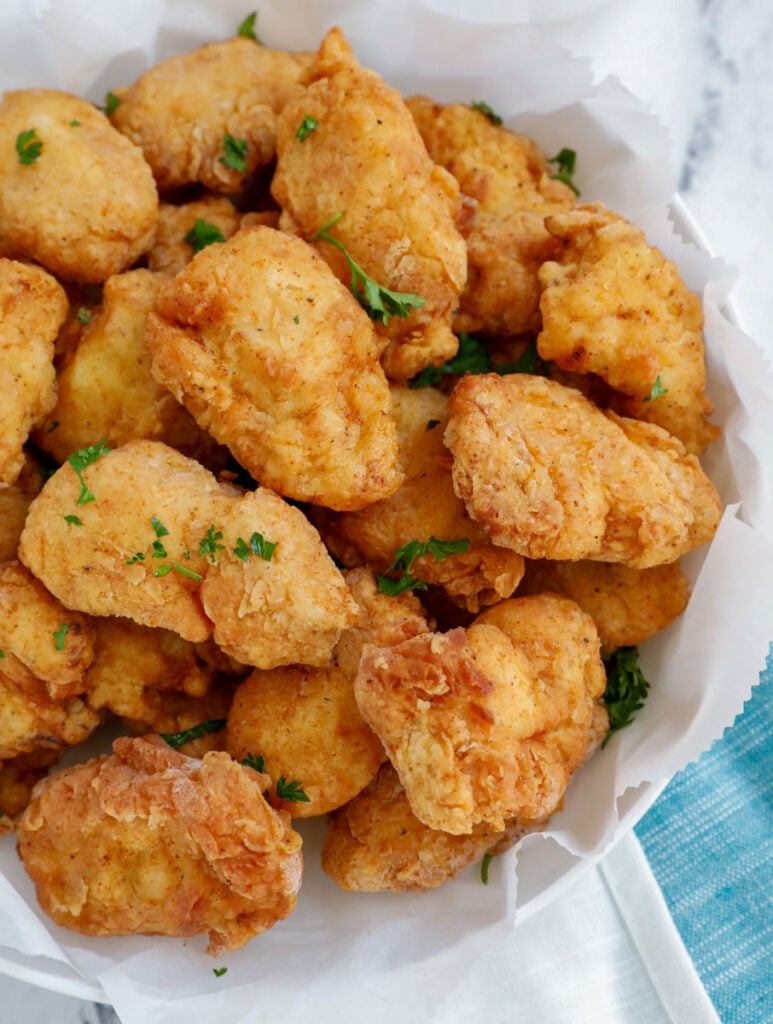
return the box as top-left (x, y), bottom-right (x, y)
top-left (17, 735), bottom-right (303, 955)
top-left (538, 203), bottom-right (718, 454)
top-left (147, 225), bottom-right (402, 510)
top-left (226, 568), bottom-right (427, 818)
top-left (445, 374), bottom-right (721, 567)
top-left (0, 749), bottom-right (61, 831)
top-left (0, 259), bottom-right (67, 486)
top-left (272, 28), bottom-right (467, 380)
top-left (408, 96), bottom-right (575, 338)
top-left (0, 668), bottom-right (99, 761)
top-left (0, 453), bottom-right (43, 561)
top-left (0, 90), bottom-right (157, 283)
top-left (316, 384), bottom-right (524, 612)
top-left (147, 196), bottom-right (241, 275)
top-left (110, 39), bottom-right (306, 193)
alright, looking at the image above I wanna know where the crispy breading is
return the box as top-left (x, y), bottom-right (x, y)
top-left (354, 593), bottom-right (606, 834)
top-left (0, 669), bottom-right (99, 760)
top-left (17, 735), bottom-right (303, 955)
top-left (0, 90), bottom-right (157, 283)
top-left (518, 559), bottom-right (690, 652)
top-left (407, 96), bottom-right (575, 337)
top-left (34, 270), bottom-right (225, 467)
top-left (18, 440), bottom-right (358, 664)
top-left (147, 225), bottom-right (402, 510)
top-left (0, 453), bottom-right (43, 562)
top-left (0, 259), bottom-right (67, 486)
top-left (118, 679), bottom-right (238, 759)
top-left (0, 749), bottom-right (61, 829)
top-left (271, 28), bottom-right (467, 380)
top-left (148, 197), bottom-right (242, 275)
top-left (226, 568), bottom-right (427, 818)
top-left (538, 203), bottom-right (719, 454)
top-left (445, 374), bottom-right (721, 567)
top-left (110, 39), bottom-right (306, 193)
top-left (315, 385), bottom-right (524, 612)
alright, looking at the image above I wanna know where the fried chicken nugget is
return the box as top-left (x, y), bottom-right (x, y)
top-left (0, 454), bottom-right (43, 562)
top-left (407, 96), bottom-right (575, 337)
top-left (0, 670), bottom-right (99, 761)
top-left (538, 204), bottom-right (719, 454)
top-left (0, 259), bottom-right (67, 486)
top-left (147, 197), bottom-right (241, 275)
top-left (226, 568), bottom-right (428, 818)
top-left (445, 374), bottom-right (721, 567)
top-left (316, 385), bottom-right (524, 612)
top-left (110, 39), bottom-right (306, 193)
top-left (271, 28), bottom-right (467, 380)
top-left (17, 735), bottom-right (303, 955)
top-left (0, 90), bottom-right (157, 283)
top-left (147, 225), bottom-right (402, 510)
top-left (518, 559), bottom-right (690, 653)
top-left (0, 749), bottom-right (61, 831)
top-left (19, 440), bottom-right (358, 664)
top-left (354, 593), bottom-right (606, 834)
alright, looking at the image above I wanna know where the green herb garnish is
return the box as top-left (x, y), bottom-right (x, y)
top-left (161, 719), bottom-right (227, 750)
top-left (470, 101), bottom-right (502, 126)
top-left (16, 129), bottom-right (42, 165)
top-left (241, 753), bottom-right (265, 773)
top-left (480, 852), bottom-right (494, 884)
top-left (69, 119), bottom-right (81, 127)
top-left (493, 340), bottom-right (551, 377)
top-left (0, 650), bottom-right (5, 659)
top-left (548, 147), bottom-right (580, 196)
top-left (237, 11), bottom-right (261, 42)
top-left (151, 516), bottom-right (169, 538)
top-left (275, 778), bottom-right (310, 803)
top-left (126, 552), bottom-right (145, 565)
top-left (102, 91), bottom-right (121, 115)
top-left (410, 333), bottom-right (491, 387)
top-left (376, 536), bottom-right (471, 596)
top-left (213, 967), bottom-right (228, 978)
top-left (152, 540), bottom-right (168, 559)
top-left (643, 376), bottom-right (668, 402)
top-left (171, 562), bottom-right (202, 581)
top-left (295, 115), bottom-right (319, 142)
top-left (53, 624), bottom-right (70, 651)
top-left (601, 646), bottom-right (650, 747)
top-left (76, 308), bottom-right (91, 325)
top-left (62, 514), bottom-right (83, 527)
top-left (233, 532), bottom-right (276, 563)
top-left (67, 439), bottom-right (111, 505)
top-left (184, 219), bottom-right (226, 254)
top-left (219, 134), bottom-right (248, 173)
top-left (199, 525), bottom-right (225, 563)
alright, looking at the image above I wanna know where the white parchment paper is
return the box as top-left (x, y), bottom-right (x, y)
top-left (1, 1), bottom-right (772, 1019)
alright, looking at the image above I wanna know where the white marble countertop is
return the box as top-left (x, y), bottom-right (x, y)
top-left (2, 1), bottom-right (771, 1020)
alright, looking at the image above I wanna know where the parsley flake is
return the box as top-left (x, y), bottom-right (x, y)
top-left (198, 525), bottom-right (225, 563)
top-left (151, 540), bottom-right (168, 559)
top-left (67, 439), bottom-right (111, 505)
top-left (233, 532), bottom-right (276, 562)
top-left (69, 119), bottom-right (81, 127)
top-left (161, 719), bottom-right (227, 750)
top-left (376, 536), bottom-right (471, 595)
top-left (213, 967), bottom-right (228, 978)
top-left (295, 114), bottom-right (319, 142)
top-left (293, 314), bottom-right (300, 324)
top-left (312, 212), bottom-right (425, 325)
top-left (481, 852), bottom-right (494, 884)
top-left (237, 11), bottom-right (261, 43)
top-left (76, 308), bottom-right (91, 325)
top-left (601, 646), bottom-right (651, 747)
top-left (172, 562), bottom-right (203, 581)
top-left (410, 333), bottom-right (491, 387)
top-left (151, 516), bottom-right (169, 538)
top-left (126, 552), bottom-right (145, 565)
top-left (0, 650), bottom-right (5, 659)
top-left (184, 219), bottom-right (226, 254)
top-left (16, 129), bottom-right (43, 165)
top-left (63, 514), bottom-right (83, 527)
top-left (470, 101), bottom-right (502, 126)
top-left (493, 340), bottom-right (551, 377)
top-left (153, 563), bottom-right (172, 577)
top-left (643, 376), bottom-right (668, 402)
top-left (53, 624), bottom-right (70, 651)
top-left (219, 134), bottom-right (248, 173)
top-left (100, 91), bottom-right (121, 115)
top-left (275, 777), bottom-right (310, 803)
top-left (241, 753), bottom-right (265, 773)
top-left (548, 147), bottom-right (580, 196)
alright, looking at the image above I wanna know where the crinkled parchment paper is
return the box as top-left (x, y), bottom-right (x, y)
top-left (1, 1), bottom-right (772, 1020)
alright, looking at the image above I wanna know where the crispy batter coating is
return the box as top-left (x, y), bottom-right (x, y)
top-left (118, 681), bottom-right (238, 759)
top-left (322, 763), bottom-right (546, 892)
top-left (538, 204), bottom-right (719, 454)
top-left (316, 385), bottom-right (524, 611)
top-left (518, 559), bottom-right (690, 652)
top-left (407, 96), bottom-right (575, 337)
top-left (272, 28), bottom-right (467, 380)
top-left (226, 568), bottom-right (427, 818)
top-left (0, 749), bottom-right (61, 830)
top-left (147, 196), bottom-right (241, 275)
top-left (17, 735), bottom-right (303, 955)
top-left (19, 440), bottom-right (358, 663)
top-left (147, 225), bottom-right (402, 510)
top-left (0, 562), bottom-right (95, 700)
top-left (34, 270), bottom-right (224, 467)
top-left (445, 374), bottom-right (721, 567)
top-left (110, 39), bottom-right (306, 193)
top-left (0, 90), bottom-right (157, 283)
top-left (0, 453), bottom-right (43, 562)
top-left (0, 259), bottom-right (67, 486)
top-left (0, 669), bottom-right (99, 761)
top-left (354, 593), bottom-right (606, 834)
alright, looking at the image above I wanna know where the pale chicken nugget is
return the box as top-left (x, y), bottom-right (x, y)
top-left (272, 28), bottom-right (467, 380)
top-left (33, 270), bottom-right (225, 469)
top-left (538, 203), bottom-right (718, 454)
top-left (0, 453), bottom-right (43, 561)
top-left (148, 197), bottom-right (241, 275)
top-left (518, 559), bottom-right (690, 653)
top-left (316, 385), bottom-right (524, 612)
top-left (17, 735), bottom-right (303, 955)
top-left (0, 259), bottom-right (67, 486)
top-left (0, 90), bottom-right (157, 283)
top-left (110, 39), bottom-right (306, 193)
top-left (322, 762), bottom-right (546, 893)
top-left (0, 749), bottom-right (61, 831)
top-left (0, 562), bottom-right (95, 700)
top-left (147, 225), bottom-right (402, 510)
top-left (226, 568), bottom-right (427, 818)
top-left (445, 374), bottom-right (720, 567)
top-left (407, 96), bottom-right (575, 337)
top-left (0, 670), bottom-right (99, 760)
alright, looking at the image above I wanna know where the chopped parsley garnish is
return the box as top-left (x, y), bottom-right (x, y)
top-left (237, 11), bottom-right (261, 43)
top-left (293, 314), bottom-right (300, 324)
top-left (69, 119), bottom-right (81, 127)
top-left (426, 419), bottom-right (441, 431)
top-left (170, 562), bottom-right (203, 581)
top-left (643, 376), bottom-right (668, 402)
top-left (126, 552), bottom-right (145, 565)
top-left (53, 624), bottom-right (70, 651)
top-left (241, 753), bottom-right (265, 773)
top-left (376, 536), bottom-right (471, 596)
top-left (295, 114), bottom-right (319, 141)
top-left (184, 219), bottom-right (226, 254)
top-left (470, 101), bottom-right (502, 126)
top-left (16, 129), bottom-right (42, 165)
top-left (199, 525), bottom-right (225, 563)
top-left (213, 967), bottom-right (228, 978)
top-left (153, 564), bottom-right (172, 577)
top-left (493, 340), bottom-right (551, 377)
top-left (161, 719), bottom-right (227, 750)
top-left (67, 439), bottom-right (111, 505)
top-left (151, 540), bottom-right (168, 558)
top-left (0, 650), bottom-right (5, 659)
top-left (76, 308), bottom-right (91, 325)
top-left (233, 532), bottom-right (276, 562)
top-left (153, 562), bottom-right (202, 581)
top-left (410, 335), bottom-right (550, 387)
top-left (219, 134), bottom-right (248, 173)
top-left (312, 212), bottom-right (426, 325)
top-left (601, 646), bottom-right (651, 747)
top-left (102, 91), bottom-right (121, 115)
top-left (548, 147), bottom-right (580, 196)
top-left (480, 852), bottom-right (494, 884)
top-left (151, 516), bottom-right (169, 538)
top-left (275, 777), bottom-right (310, 803)
top-left (63, 514), bottom-right (83, 527)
